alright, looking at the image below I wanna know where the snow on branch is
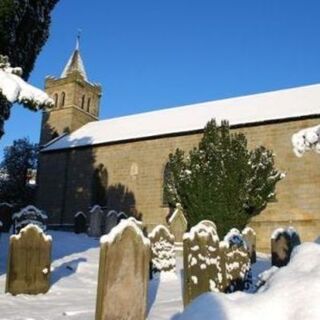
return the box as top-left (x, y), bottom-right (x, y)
top-left (0, 55), bottom-right (53, 108)
top-left (292, 124), bottom-right (320, 157)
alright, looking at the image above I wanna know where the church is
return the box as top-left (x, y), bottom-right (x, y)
top-left (37, 42), bottom-right (320, 251)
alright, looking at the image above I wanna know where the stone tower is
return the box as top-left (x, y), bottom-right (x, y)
top-left (40, 38), bottom-right (102, 145)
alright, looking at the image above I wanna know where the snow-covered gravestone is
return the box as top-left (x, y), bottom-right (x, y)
top-left (148, 225), bottom-right (176, 276)
top-left (183, 221), bottom-right (222, 307)
top-left (6, 224), bottom-right (52, 295)
top-left (242, 227), bottom-right (257, 264)
top-left (168, 204), bottom-right (188, 244)
top-left (222, 228), bottom-right (251, 292)
top-left (117, 211), bottom-right (128, 222)
top-left (95, 218), bottom-right (150, 320)
top-left (12, 205), bottom-right (47, 234)
top-left (88, 205), bottom-right (104, 237)
top-left (74, 211), bottom-right (87, 234)
top-left (104, 210), bottom-right (118, 234)
top-left (271, 227), bottom-right (301, 267)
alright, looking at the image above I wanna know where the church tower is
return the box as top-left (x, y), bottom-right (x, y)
top-left (40, 37), bottom-right (102, 145)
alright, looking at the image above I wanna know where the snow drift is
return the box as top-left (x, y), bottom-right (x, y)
top-left (179, 242), bottom-right (320, 320)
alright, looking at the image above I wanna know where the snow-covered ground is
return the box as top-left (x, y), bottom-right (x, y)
top-left (0, 231), bottom-right (317, 320)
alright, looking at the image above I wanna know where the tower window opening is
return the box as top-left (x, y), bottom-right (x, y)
top-left (54, 93), bottom-right (58, 108)
top-left (81, 95), bottom-right (85, 109)
top-left (87, 98), bottom-right (91, 112)
top-left (60, 92), bottom-right (66, 107)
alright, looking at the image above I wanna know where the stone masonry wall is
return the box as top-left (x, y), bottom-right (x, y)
top-left (37, 117), bottom-right (320, 250)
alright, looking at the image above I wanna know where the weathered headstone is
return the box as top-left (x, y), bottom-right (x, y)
top-left (271, 227), bottom-right (301, 267)
top-left (74, 211), bottom-right (87, 234)
top-left (88, 205), bottom-right (104, 237)
top-left (6, 224), bottom-right (52, 295)
top-left (95, 219), bottom-right (150, 320)
top-left (242, 226), bottom-right (257, 264)
top-left (199, 220), bottom-right (217, 232)
top-left (148, 225), bottom-right (176, 275)
top-left (0, 203), bottom-right (13, 232)
top-left (104, 210), bottom-right (118, 234)
top-left (168, 203), bottom-right (188, 243)
top-left (183, 221), bottom-right (222, 307)
top-left (223, 228), bottom-right (251, 292)
top-left (12, 205), bottom-right (47, 234)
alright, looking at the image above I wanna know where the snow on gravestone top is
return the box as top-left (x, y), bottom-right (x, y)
top-left (223, 228), bottom-right (251, 292)
top-left (74, 211), bottom-right (87, 234)
top-left (96, 218), bottom-right (150, 320)
top-left (148, 225), bottom-right (176, 274)
top-left (183, 221), bottom-right (222, 306)
top-left (242, 227), bottom-right (257, 264)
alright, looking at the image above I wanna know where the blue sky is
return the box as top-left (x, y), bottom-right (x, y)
top-left (1, 0), bottom-right (320, 153)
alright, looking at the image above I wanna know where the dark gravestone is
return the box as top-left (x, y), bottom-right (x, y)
top-left (104, 210), bottom-right (118, 234)
top-left (0, 203), bottom-right (14, 232)
top-left (74, 211), bottom-right (87, 234)
top-left (95, 219), bottom-right (150, 320)
top-left (12, 205), bottom-right (47, 234)
top-left (88, 205), bottom-right (104, 237)
top-left (6, 224), bottom-right (52, 295)
top-left (271, 227), bottom-right (301, 267)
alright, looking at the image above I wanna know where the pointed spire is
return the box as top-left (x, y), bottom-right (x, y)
top-left (61, 31), bottom-right (88, 81)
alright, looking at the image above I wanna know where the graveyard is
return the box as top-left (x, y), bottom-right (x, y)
top-left (0, 205), bottom-right (319, 319)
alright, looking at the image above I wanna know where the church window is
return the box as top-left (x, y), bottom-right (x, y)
top-left (54, 93), bottom-right (58, 108)
top-left (81, 95), bottom-right (85, 109)
top-left (60, 92), bottom-right (66, 107)
top-left (87, 98), bottom-right (91, 112)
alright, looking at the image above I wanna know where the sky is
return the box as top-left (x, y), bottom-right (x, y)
top-left (2, 0), bottom-right (320, 154)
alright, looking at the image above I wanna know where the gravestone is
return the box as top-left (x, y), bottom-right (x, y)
top-left (74, 211), bottom-right (87, 234)
top-left (148, 225), bottom-right (176, 275)
top-left (183, 221), bottom-right (222, 307)
top-left (168, 203), bottom-right (188, 243)
top-left (0, 203), bottom-right (13, 232)
top-left (223, 228), bottom-right (251, 292)
top-left (104, 210), bottom-right (118, 234)
top-left (12, 205), bottom-right (47, 234)
top-left (271, 227), bottom-right (301, 267)
top-left (6, 224), bottom-right (52, 295)
top-left (199, 220), bottom-right (217, 232)
top-left (88, 205), bottom-right (104, 237)
top-left (242, 227), bottom-right (257, 264)
top-left (95, 219), bottom-right (150, 320)
top-left (117, 211), bottom-right (128, 223)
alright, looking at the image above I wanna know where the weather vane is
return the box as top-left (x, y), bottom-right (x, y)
top-left (76, 29), bottom-right (82, 50)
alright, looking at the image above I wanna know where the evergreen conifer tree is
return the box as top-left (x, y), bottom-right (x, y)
top-left (164, 119), bottom-right (283, 237)
top-left (0, 0), bottom-right (59, 137)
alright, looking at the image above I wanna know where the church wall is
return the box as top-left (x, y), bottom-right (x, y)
top-left (38, 116), bottom-right (320, 251)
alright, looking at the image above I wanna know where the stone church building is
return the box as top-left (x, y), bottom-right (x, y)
top-left (37, 43), bottom-right (320, 251)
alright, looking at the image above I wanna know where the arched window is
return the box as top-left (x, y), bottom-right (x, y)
top-left (60, 92), bottom-right (65, 107)
top-left (54, 93), bottom-right (58, 108)
top-left (87, 98), bottom-right (91, 112)
top-left (81, 95), bottom-right (85, 109)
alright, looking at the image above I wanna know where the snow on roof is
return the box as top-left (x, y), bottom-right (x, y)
top-left (43, 83), bottom-right (320, 151)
